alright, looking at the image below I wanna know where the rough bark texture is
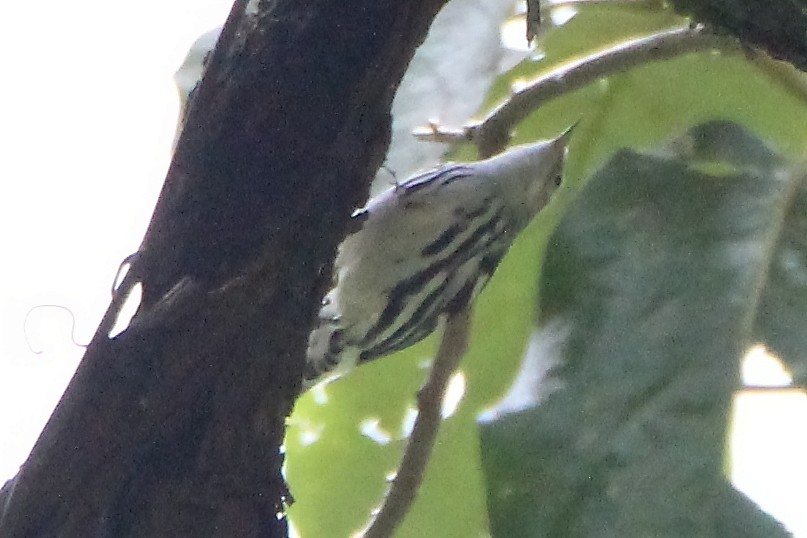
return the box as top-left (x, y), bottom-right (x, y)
top-left (0, 0), bottom-right (448, 536)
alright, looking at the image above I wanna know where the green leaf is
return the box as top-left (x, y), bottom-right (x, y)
top-left (480, 121), bottom-right (799, 537)
top-left (754, 183), bottom-right (807, 382)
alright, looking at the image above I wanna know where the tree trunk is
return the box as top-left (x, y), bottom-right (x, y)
top-left (0, 1), bottom-right (448, 536)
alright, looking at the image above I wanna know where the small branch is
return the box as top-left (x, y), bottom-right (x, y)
top-left (526, 0), bottom-right (542, 43)
top-left (358, 306), bottom-right (471, 538)
top-left (411, 121), bottom-right (473, 144)
top-left (414, 25), bottom-right (738, 156)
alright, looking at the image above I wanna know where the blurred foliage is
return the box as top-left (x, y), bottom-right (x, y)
top-left (754, 179), bottom-right (807, 383)
top-left (285, 1), bottom-right (807, 536)
top-left (668, 0), bottom-right (807, 71)
top-left (481, 121), bottom-right (797, 537)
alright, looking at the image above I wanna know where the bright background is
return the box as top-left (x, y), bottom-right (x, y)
top-left (0, 0), bottom-right (233, 486)
top-left (0, 1), bottom-right (805, 536)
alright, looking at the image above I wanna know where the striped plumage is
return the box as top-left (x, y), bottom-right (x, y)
top-left (305, 128), bottom-right (573, 386)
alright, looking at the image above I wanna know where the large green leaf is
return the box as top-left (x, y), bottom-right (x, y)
top-left (480, 121), bottom-right (800, 537)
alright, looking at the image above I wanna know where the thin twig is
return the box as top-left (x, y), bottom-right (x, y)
top-left (411, 121), bottom-right (472, 144)
top-left (358, 306), bottom-right (471, 538)
top-left (526, 0), bottom-right (542, 43)
top-left (415, 25), bottom-right (738, 156)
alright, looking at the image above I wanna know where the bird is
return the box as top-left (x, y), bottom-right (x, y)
top-left (305, 126), bottom-right (573, 386)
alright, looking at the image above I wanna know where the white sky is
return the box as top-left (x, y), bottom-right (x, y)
top-left (0, 0), bottom-right (233, 481)
top-left (0, 1), bottom-right (805, 536)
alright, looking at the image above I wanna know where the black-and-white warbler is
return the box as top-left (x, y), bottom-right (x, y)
top-left (168, 29), bottom-right (570, 386)
top-left (305, 128), bottom-right (573, 386)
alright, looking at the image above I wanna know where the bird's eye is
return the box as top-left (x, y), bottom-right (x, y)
top-left (554, 174), bottom-right (563, 186)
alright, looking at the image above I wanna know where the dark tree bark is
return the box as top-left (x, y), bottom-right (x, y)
top-left (0, 1), bottom-right (448, 536)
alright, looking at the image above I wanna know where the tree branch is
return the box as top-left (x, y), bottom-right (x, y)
top-left (415, 24), bottom-right (739, 156)
top-left (358, 306), bottom-right (471, 538)
top-left (0, 1), bottom-right (449, 536)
